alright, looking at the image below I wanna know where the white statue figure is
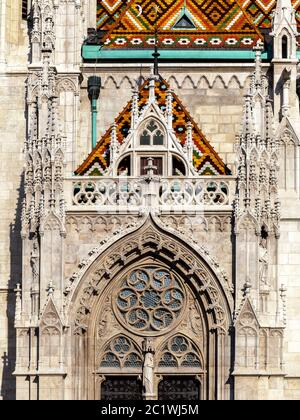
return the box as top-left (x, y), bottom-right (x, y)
top-left (142, 338), bottom-right (155, 398)
top-left (259, 236), bottom-right (269, 285)
top-left (30, 237), bottom-right (39, 282)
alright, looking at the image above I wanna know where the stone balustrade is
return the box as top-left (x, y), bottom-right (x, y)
top-left (65, 176), bottom-right (236, 213)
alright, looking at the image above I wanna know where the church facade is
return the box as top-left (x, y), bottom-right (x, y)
top-left (1, 0), bottom-right (300, 400)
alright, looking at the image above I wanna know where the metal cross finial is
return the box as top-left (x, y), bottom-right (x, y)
top-left (152, 5), bottom-right (160, 76)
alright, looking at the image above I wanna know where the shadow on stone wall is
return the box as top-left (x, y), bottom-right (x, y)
top-left (0, 174), bottom-right (24, 400)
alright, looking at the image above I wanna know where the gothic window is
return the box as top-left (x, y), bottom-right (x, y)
top-left (140, 120), bottom-right (164, 146)
top-left (158, 377), bottom-right (200, 400)
top-left (114, 267), bottom-right (185, 334)
top-left (158, 336), bottom-right (202, 369)
top-left (100, 336), bottom-right (143, 369)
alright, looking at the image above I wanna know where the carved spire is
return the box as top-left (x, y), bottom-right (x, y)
top-left (131, 89), bottom-right (139, 129)
top-left (110, 122), bottom-right (119, 166)
top-left (236, 49), bottom-right (280, 237)
top-left (148, 66), bottom-right (158, 103)
top-left (271, 0), bottom-right (299, 60)
top-left (185, 121), bottom-right (194, 165)
top-left (253, 40), bottom-right (264, 91)
top-left (243, 94), bottom-right (254, 136)
top-left (272, 0), bottom-right (298, 34)
top-left (14, 284), bottom-right (22, 324)
top-left (166, 89), bottom-right (173, 129)
top-left (24, 0), bottom-right (67, 240)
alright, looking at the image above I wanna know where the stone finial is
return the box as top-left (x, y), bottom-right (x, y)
top-left (131, 89), bottom-right (139, 129)
top-left (185, 121), bottom-right (193, 165)
top-left (14, 284), bottom-right (22, 322)
top-left (47, 281), bottom-right (55, 297)
top-left (110, 122), bottom-right (119, 166)
top-left (166, 89), bottom-right (173, 129)
top-left (253, 40), bottom-right (264, 90)
top-left (243, 94), bottom-right (254, 135)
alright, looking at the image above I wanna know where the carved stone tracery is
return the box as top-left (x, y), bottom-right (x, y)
top-left (114, 266), bottom-right (186, 335)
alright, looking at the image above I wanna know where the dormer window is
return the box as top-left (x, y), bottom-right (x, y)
top-left (140, 120), bottom-right (164, 146)
top-left (173, 14), bottom-right (196, 30)
top-left (172, 2), bottom-right (196, 30)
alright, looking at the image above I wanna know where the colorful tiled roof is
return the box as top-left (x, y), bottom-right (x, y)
top-left (97, 0), bottom-right (263, 50)
top-left (75, 77), bottom-right (230, 176)
top-left (97, 0), bottom-right (130, 31)
top-left (240, 0), bottom-right (300, 29)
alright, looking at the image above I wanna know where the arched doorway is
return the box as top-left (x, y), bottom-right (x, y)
top-left (68, 219), bottom-right (233, 400)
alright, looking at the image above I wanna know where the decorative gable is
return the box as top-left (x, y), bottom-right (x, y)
top-left (235, 297), bottom-right (260, 329)
top-left (75, 76), bottom-right (230, 176)
top-left (40, 297), bottom-right (63, 335)
top-left (97, 0), bottom-right (262, 50)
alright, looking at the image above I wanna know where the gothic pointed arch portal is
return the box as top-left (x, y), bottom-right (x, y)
top-left (68, 216), bottom-right (233, 400)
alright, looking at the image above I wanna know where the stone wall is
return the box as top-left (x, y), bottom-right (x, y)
top-left (0, 72), bottom-right (26, 400)
top-left (0, 0), bottom-right (28, 400)
top-left (279, 219), bottom-right (300, 399)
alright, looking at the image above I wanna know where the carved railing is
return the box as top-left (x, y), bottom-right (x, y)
top-left (65, 176), bottom-right (236, 213)
top-left (72, 179), bottom-right (143, 206)
top-left (160, 179), bottom-right (230, 206)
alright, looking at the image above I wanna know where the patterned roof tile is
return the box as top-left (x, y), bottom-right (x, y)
top-left (75, 77), bottom-right (230, 176)
top-left (97, 0), bottom-right (263, 49)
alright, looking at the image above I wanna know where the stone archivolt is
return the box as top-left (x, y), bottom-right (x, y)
top-left (73, 222), bottom-right (226, 399)
top-left (68, 216), bottom-right (233, 338)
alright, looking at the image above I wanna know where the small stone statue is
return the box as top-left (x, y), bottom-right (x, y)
top-left (30, 237), bottom-right (40, 282)
top-left (259, 236), bottom-right (269, 286)
top-left (142, 338), bottom-right (155, 398)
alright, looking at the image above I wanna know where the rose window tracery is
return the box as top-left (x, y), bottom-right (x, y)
top-left (114, 267), bottom-right (185, 334)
